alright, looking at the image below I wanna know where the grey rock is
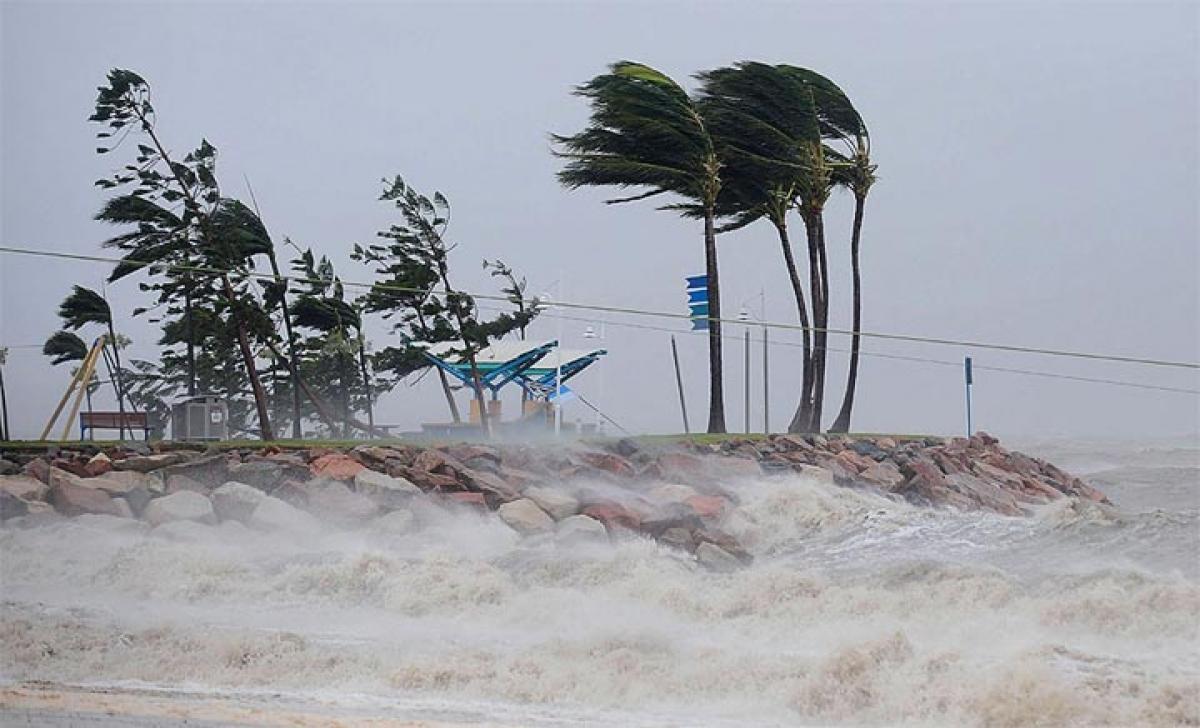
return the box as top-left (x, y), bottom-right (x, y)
top-left (113, 451), bottom-right (194, 473)
top-left (0, 458), bottom-right (20, 476)
top-left (1, 490), bottom-right (29, 520)
top-left (211, 481), bottom-right (268, 524)
top-left (143, 490), bottom-right (216, 527)
top-left (121, 485), bottom-right (157, 517)
top-left (522, 485), bottom-right (579, 520)
top-left (158, 454), bottom-right (231, 489)
top-left (0, 474), bottom-right (49, 502)
top-left (247, 495), bottom-right (321, 534)
top-left (696, 542), bottom-right (741, 572)
top-left (497, 498), bottom-right (555, 534)
top-left (354, 468), bottom-right (421, 508)
top-left (305, 479), bottom-right (377, 524)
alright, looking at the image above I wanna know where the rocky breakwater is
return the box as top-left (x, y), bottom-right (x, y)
top-left (0, 433), bottom-right (1109, 569)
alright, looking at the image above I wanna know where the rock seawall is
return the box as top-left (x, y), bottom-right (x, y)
top-left (0, 433), bottom-right (1109, 568)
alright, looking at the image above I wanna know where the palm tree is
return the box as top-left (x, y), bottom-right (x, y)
top-left (554, 61), bottom-right (727, 433)
top-left (697, 62), bottom-right (821, 433)
top-left (57, 286), bottom-right (134, 438)
top-left (43, 330), bottom-right (98, 433)
top-left (829, 131), bottom-right (876, 433)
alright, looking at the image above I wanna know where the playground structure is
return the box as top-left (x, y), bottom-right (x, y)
top-left (421, 340), bottom-right (607, 434)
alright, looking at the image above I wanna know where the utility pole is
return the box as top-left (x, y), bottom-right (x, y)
top-left (0, 346), bottom-right (9, 441)
top-left (671, 335), bottom-right (690, 434)
top-left (762, 326), bottom-right (769, 434)
top-left (743, 327), bottom-right (751, 434)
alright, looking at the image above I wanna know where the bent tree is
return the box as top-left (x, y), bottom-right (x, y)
top-left (555, 61), bottom-right (727, 433)
top-left (354, 176), bottom-right (536, 436)
top-left (90, 69), bottom-right (275, 439)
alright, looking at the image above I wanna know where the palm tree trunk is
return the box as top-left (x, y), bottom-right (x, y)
top-left (221, 274), bottom-right (275, 440)
top-left (703, 209), bottom-right (726, 434)
top-left (105, 322), bottom-right (130, 440)
top-left (810, 212), bottom-right (831, 432)
top-left (796, 208), bottom-right (823, 432)
top-left (776, 219), bottom-right (814, 434)
top-left (266, 250), bottom-right (303, 438)
top-left (831, 191), bottom-right (867, 433)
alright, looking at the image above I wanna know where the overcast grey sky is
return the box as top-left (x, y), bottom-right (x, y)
top-left (2, 0), bottom-right (1197, 440)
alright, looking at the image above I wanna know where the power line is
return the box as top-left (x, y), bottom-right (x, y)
top-left (517, 308), bottom-right (1200, 396)
top-left (2, 244), bottom-right (1198, 371)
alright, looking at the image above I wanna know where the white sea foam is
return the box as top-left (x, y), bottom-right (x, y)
top-left (1, 440), bottom-right (1197, 726)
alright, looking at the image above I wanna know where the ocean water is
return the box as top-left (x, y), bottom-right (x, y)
top-left (1, 439), bottom-right (1197, 726)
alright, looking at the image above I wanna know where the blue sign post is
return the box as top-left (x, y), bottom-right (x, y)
top-left (964, 356), bottom-right (974, 437)
top-left (686, 275), bottom-right (709, 331)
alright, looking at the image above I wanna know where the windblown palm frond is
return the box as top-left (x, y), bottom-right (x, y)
top-left (553, 61), bottom-right (719, 207)
top-left (43, 330), bottom-right (89, 365)
top-left (291, 295), bottom-right (361, 333)
top-left (58, 286), bottom-right (112, 329)
top-left (209, 199), bottom-right (274, 262)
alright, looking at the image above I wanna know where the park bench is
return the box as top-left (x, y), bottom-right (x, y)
top-left (79, 411), bottom-right (152, 441)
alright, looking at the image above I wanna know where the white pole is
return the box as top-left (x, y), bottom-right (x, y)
top-left (554, 276), bottom-right (563, 437)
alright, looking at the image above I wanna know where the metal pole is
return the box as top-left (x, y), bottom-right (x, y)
top-left (554, 279), bottom-right (563, 437)
top-left (762, 325), bottom-right (769, 434)
top-left (744, 328), bottom-right (750, 433)
top-left (0, 354), bottom-right (8, 441)
top-left (671, 335), bottom-right (690, 434)
top-left (964, 356), bottom-right (974, 437)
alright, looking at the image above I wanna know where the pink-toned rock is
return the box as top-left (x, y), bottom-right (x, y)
top-left (859, 461), bottom-right (905, 490)
top-left (497, 498), bottom-right (554, 534)
top-left (23, 458), bottom-right (50, 484)
top-left (85, 452), bottom-right (114, 477)
top-left (309, 453), bottom-right (364, 480)
top-left (579, 452), bottom-right (635, 478)
top-left (460, 468), bottom-right (521, 504)
top-left (0, 474), bottom-right (49, 502)
top-left (443, 491), bottom-right (487, 508)
top-left (649, 452), bottom-right (707, 481)
top-left (834, 450), bottom-right (869, 474)
top-left (875, 437), bottom-right (897, 450)
top-left (685, 495), bottom-right (728, 519)
top-left (581, 502), bottom-right (642, 531)
top-left (412, 449), bottom-right (456, 475)
top-left (50, 479), bottom-right (123, 517)
top-left (401, 466), bottom-right (461, 492)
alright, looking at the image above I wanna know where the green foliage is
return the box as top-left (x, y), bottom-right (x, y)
top-left (553, 61), bottom-right (720, 209)
top-left (42, 330), bottom-right (89, 365)
top-left (352, 176), bottom-right (537, 382)
top-left (57, 286), bottom-right (112, 329)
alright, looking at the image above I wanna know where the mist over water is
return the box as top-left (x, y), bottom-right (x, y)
top-left (2, 439), bottom-right (1197, 726)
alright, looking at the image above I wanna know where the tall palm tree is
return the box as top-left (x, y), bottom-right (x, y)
top-left (697, 62), bottom-right (821, 432)
top-left (829, 133), bottom-right (876, 433)
top-left (57, 286), bottom-right (133, 438)
top-left (555, 61), bottom-right (727, 433)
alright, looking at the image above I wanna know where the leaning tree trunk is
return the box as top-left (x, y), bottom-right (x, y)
top-left (775, 219), bottom-right (814, 434)
top-left (703, 209), bottom-right (726, 434)
top-left (221, 275), bottom-right (275, 440)
top-left (265, 250), bottom-right (304, 438)
top-left (184, 287), bottom-right (197, 397)
top-left (830, 191), bottom-right (867, 433)
top-left (357, 339), bottom-right (376, 438)
top-left (809, 212), bottom-right (831, 432)
top-left (437, 369), bottom-right (461, 423)
top-left (105, 321), bottom-right (131, 440)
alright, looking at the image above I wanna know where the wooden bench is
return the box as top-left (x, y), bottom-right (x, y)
top-left (79, 411), bottom-right (152, 441)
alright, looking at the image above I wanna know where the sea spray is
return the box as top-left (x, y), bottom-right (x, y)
top-left (2, 442), bottom-right (1197, 726)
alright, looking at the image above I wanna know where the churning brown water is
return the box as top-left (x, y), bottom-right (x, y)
top-left (1, 439), bottom-right (1197, 726)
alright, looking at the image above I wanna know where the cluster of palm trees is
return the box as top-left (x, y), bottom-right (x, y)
top-left (555, 61), bottom-right (875, 434)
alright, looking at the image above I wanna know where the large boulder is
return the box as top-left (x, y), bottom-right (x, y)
top-left (246, 494), bottom-right (321, 534)
top-left (90, 470), bottom-right (162, 496)
top-left (308, 452), bottom-right (363, 480)
top-left (0, 474), bottom-right (49, 502)
top-left (84, 452), bottom-right (114, 477)
top-left (497, 498), bottom-right (554, 534)
top-left (211, 481), bottom-right (268, 524)
top-left (49, 478), bottom-right (123, 517)
top-left (1, 490), bottom-right (30, 520)
top-left (143, 490), bottom-right (217, 526)
top-left (305, 479), bottom-right (377, 524)
top-left (354, 468), bottom-right (421, 508)
top-left (858, 461), bottom-right (905, 490)
top-left (158, 454), bottom-right (233, 489)
top-left (0, 458), bottom-right (20, 476)
top-left (522, 486), bottom-right (578, 520)
top-left (225, 460), bottom-right (292, 492)
top-left (166, 474), bottom-right (208, 494)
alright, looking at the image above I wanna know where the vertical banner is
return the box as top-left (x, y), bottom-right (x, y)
top-left (686, 275), bottom-right (708, 331)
